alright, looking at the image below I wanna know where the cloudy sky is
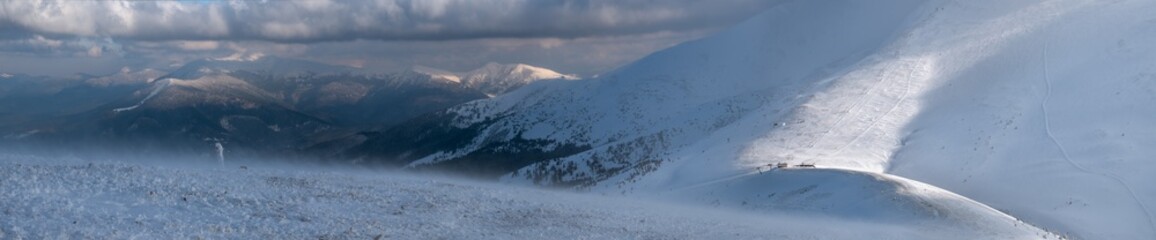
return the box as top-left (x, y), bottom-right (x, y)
top-left (0, 0), bottom-right (775, 77)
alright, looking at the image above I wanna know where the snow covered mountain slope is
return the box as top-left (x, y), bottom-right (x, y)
top-left (5, 57), bottom-right (577, 161)
top-left (0, 74), bottom-right (145, 127)
top-left (161, 56), bottom-right (356, 80)
top-left (410, 65), bottom-right (462, 83)
top-left (409, 63), bottom-right (577, 97)
top-left (0, 155), bottom-right (1052, 239)
top-left (660, 167), bottom-right (1054, 238)
top-left (356, 0), bottom-right (929, 188)
top-left (84, 68), bottom-right (164, 88)
top-left (882, 1), bottom-right (1156, 239)
top-left (351, 0), bottom-right (1156, 238)
top-left (1, 71), bottom-right (484, 160)
top-left (460, 63), bottom-right (578, 97)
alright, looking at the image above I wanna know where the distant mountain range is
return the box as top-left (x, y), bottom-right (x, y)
top-left (0, 57), bottom-right (575, 159)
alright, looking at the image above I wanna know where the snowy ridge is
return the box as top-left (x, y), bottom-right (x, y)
top-left (407, 63), bottom-right (577, 97)
top-left (661, 167), bottom-right (1054, 238)
top-left (214, 52), bottom-right (266, 62)
top-left (162, 56), bottom-right (355, 80)
top-left (84, 68), bottom-right (164, 87)
top-left (112, 78), bottom-right (173, 112)
top-left (429, 0), bottom-right (929, 187)
top-left (0, 155), bottom-right (1051, 239)
top-left (389, 0), bottom-right (1156, 238)
top-left (460, 63), bottom-right (578, 97)
top-left (410, 65), bottom-right (462, 83)
top-left (113, 74), bottom-right (282, 112)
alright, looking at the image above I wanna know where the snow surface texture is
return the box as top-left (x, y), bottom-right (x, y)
top-left (0, 155), bottom-right (1051, 239)
top-left (417, 0), bottom-right (1156, 239)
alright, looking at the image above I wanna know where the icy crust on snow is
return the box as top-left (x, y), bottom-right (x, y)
top-left (0, 155), bottom-right (1029, 240)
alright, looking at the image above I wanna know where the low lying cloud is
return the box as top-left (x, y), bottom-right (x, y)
top-left (0, 35), bottom-right (121, 57)
top-left (0, 0), bottom-right (773, 42)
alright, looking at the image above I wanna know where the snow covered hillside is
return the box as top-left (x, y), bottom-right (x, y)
top-left (351, 0), bottom-right (1156, 238)
top-left (460, 63), bottom-right (579, 97)
top-left (162, 56), bottom-right (356, 80)
top-left (413, 63), bottom-right (578, 97)
top-left (0, 154), bottom-right (1053, 239)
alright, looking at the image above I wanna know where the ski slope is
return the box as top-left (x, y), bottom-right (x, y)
top-left (0, 155), bottom-right (1051, 239)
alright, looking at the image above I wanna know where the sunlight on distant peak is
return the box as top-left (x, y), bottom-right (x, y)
top-left (215, 52), bottom-right (266, 62)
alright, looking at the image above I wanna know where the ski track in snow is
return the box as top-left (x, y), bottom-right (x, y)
top-left (804, 59), bottom-right (894, 152)
top-left (670, 170), bottom-right (759, 192)
top-left (1040, 31), bottom-right (1156, 237)
top-left (831, 60), bottom-right (916, 157)
top-left (683, 58), bottom-right (920, 193)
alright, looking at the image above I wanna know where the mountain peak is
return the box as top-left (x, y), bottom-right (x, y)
top-left (85, 68), bottom-right (165, 87)
top-left (409, 65), bottom-right (462, 83)
top-left (163, 56), bottom-right (354, 80)
top-left (213, 52), bottom-right (267, 62)
top-left (461, 62), bottom-right (577, 96)
top-left (482, 62), bottom-right (505, 69)
top-left (403, 63), bottom-right (575, 96)
top-left (474, 62), bottom-right (573, 78)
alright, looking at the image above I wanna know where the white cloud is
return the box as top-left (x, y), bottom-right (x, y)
top-left (86, 46), bottom-right (102, 57)
top-left (174, 41), bottom-right (221, 51)
top-left (30, 35), bottom-right (62, 48)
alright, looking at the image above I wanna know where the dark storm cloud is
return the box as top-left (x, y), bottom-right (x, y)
top-left (0, 0), bottom-right (774, 43)
top-left (0, 0), bottom-right (775, 77)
